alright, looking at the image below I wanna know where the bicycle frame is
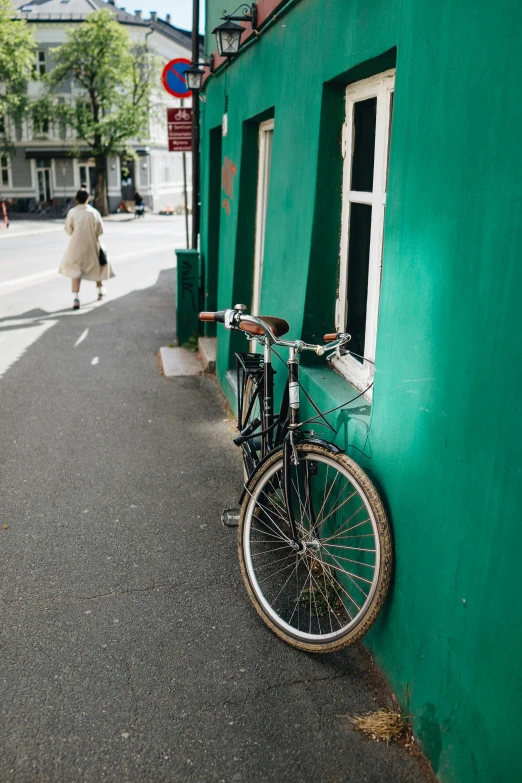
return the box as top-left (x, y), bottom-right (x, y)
top-left (235, 344), bottom-right (290, 470)
top-left (201, 306), bottom-right (351, 545)
top-left (236, 343), bottom-right (316, 547)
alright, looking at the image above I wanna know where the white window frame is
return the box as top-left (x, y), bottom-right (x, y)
top-left (252, 118), bottom-right (274, 316)
top-left (334, 69), bottom-right (395, 398)
top-left (36, 165), bottom-right (52, 202)
top-left (0, 154), bottom-right (11, 188)
top-left (77, 160), bottom-right (96, 194)
top-left (36, 50), bottom-right (46, 76)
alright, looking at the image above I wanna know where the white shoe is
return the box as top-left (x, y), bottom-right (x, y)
top-left (73, 296), bottom-right (80, 310)
top-left (97, 286), bottom-right (106, 301)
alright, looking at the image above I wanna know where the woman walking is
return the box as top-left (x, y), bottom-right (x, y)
top-left (59, 189), bottom-right (114, 310)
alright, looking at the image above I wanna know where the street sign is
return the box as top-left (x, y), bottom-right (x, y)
top-left (162, 58), bottom-right (192, 99)
top-left (167, 107), bottom-right (192, 153)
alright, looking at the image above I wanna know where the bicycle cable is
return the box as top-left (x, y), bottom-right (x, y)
top-left (270, 345), bottom-right (373, 433)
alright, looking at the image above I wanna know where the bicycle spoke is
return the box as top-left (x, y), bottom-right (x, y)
top-left (253, 551), bottom-right (296, 572)
top-left (323, 542), bottom-right (376, 554)
top-left (257, 557), bottom-right (298, 585)
top-left (308, 550), bottom-right (362, 612)
top-left (250, 525), bottom-right (289, 543)
top-left (320, 494), bottom-right (362, 529)
top-left (321, 516), bottom-right (373, 544)
top-left (241, 448), bottom-right (390, 648)
top-left (319, 548), bottom-right (371, 598)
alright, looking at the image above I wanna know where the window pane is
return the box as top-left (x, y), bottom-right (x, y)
top-left (2, 169), bottom-right (8, 186)
top-left (350, 97), bottom-right (377, 192)
top-left (345, 203), bottom-right (372, 360)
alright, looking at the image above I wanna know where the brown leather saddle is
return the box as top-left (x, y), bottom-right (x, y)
top-left (239, 316), bottom-right (290, 338)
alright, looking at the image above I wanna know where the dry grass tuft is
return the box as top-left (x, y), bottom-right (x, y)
top-left (348, 709), bottom-right (408, 743)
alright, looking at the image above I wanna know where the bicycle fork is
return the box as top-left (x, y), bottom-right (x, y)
top-left (283, 347), bottom-right (302, 549)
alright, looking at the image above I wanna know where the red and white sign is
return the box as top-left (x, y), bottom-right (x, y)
top-left (162, 58), bottom-right (192, 99)
top-left (167, 107), bottom-right (192, 153)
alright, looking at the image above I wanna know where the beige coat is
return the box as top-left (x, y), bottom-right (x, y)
top-left (59, 204), bottom-right (115, 281)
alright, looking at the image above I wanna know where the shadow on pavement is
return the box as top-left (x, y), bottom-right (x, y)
top-left (0, 268), bottom-right (433, 783)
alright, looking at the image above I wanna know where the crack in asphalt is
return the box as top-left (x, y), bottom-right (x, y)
top-left (220, 672), bottom-right (355, 707)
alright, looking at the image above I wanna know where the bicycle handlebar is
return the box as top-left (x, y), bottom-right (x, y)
top-left (198, 309), bottom-right (350, 355)
top-left (199, 311), bottom-right (226, 323)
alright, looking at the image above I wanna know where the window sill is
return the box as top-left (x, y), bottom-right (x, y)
top-left (329, 354), bottom-right (373, 401)
top-left (298, 364), bottom-right (372, 459)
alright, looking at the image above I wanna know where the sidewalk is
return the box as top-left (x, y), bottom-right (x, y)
top-left (0, 268), bottom-right (432, 782)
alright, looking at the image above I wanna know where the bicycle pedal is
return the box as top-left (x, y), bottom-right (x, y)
top-left (221, 508), bottom-right (240, 528)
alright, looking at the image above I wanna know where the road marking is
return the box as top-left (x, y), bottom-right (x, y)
top-left (0, 269), bottom-right (56, 289)
top-left (74, 328), bottom-right (89, 347)
top-left (91, 356), bottom-right (99, 365)
top-left (0, 225), bottom-right (187, 240)
top-left (0, 226), bottom-right (63, 240)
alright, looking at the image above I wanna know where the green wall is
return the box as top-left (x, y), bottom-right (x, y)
top-left (200, 1), bottom-right (522, 780)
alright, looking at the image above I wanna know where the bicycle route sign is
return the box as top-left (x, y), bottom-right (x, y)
top-left (162, 58), bottom-right (192, 99)
top-left (167, 107), bottom-right (192, 152)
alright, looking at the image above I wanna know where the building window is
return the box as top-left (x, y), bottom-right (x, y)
top-left (335, 70), bottom-right (395, 395)
top-left (79, 163), bottom-right (96, 196)
top-left (0, 115), bottom-right (5, 134)
top-left (36, 50), bottom-right (46, 76)
top-left (1, 155), bottom-right (10, 187)
top-left (33, 107), bottom-right (50, 136)
top-left (252, 118), bottom-right (274, 316)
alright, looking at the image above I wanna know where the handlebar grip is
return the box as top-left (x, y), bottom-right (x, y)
top-left (199, 311), bottom-right (226, 323)
top-left (324, 333), bottom-right (338, 342)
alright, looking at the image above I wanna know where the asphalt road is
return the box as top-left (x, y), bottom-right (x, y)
top-left (0, 218), bottom-right (432, 782)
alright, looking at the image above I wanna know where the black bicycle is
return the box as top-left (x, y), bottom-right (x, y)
top-left (199, 305), bottom-right (392, 653)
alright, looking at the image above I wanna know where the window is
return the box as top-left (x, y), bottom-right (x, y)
top-left (335, 70), bottom-right (395, 395)
top-left (33, 116), bottom-right (49, 135)
top-left (79, 163), bottom-right (96, 196)
top-left (1, 155), bottom-right (9, 187)
top-left (0, 115), bottom-right (5, 134)
top-left (252, 119), bottom-right (274, 316)
top-left (36, 50), bottom-right (46, 76)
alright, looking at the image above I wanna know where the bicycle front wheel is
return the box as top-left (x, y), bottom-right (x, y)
top-left (238, 443), bottom-right (392, 652)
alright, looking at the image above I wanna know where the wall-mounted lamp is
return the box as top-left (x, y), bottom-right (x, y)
top-left (212, 3), bottom-right (257, 58)
top-left (184, 54), bottom-right (214, 91)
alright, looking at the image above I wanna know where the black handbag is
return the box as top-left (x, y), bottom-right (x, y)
top-left (99, 246), bottom-right (107, 266)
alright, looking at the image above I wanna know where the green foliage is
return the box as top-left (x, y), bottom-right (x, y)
top-left (45, 9), bottom-right (160, 159)
top-left (0, 0), bottom-right (35, 140)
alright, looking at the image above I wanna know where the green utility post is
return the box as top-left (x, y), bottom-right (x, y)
top-left (175, 249), bottom-right (200, 346)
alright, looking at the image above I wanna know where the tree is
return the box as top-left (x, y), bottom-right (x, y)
top-left (0, 0), bottom-right (35, 149)
top-left (45, 9), bottom-right (159, 215)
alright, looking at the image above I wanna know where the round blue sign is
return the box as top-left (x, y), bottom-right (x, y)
top-left (162, 58), bottom-right (192, 99)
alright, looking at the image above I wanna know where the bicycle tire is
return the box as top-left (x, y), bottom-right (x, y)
top-left (237, 443), bottom-right (392, 653)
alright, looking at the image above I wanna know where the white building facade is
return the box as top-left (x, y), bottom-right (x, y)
top-left (1, 0), bottom-right (197, 213)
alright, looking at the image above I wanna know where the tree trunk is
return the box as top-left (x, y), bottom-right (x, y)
top-left (93, 154), bottom-right (108, 216)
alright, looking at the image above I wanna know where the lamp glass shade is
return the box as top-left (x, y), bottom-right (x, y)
top-left (213, 20), bottom-right (243, 57)
top-left (185, 65), bottom-right (204, 90)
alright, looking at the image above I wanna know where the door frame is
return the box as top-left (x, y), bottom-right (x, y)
top-left (36, 166), bottom-right (52, 202)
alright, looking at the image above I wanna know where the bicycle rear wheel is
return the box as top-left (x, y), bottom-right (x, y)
top-left (238, 443), bottom-right (392, 652)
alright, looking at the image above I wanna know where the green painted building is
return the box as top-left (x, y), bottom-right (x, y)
top-left (197, 1), bottom-right (522, 780)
